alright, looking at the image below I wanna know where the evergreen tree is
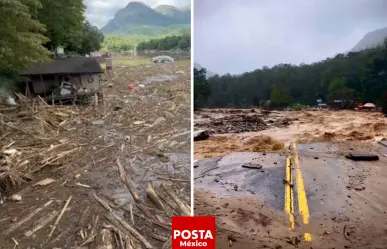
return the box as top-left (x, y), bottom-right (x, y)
top-left (194, 68), bottom-right (211, 109)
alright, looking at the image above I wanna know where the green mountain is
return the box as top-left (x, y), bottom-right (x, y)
top-left (101, 1), bottom-right (190, 36)
top-left (351, 27), bottom-right (387, 52)
top-left (155, 5), bottom-right (190, 21)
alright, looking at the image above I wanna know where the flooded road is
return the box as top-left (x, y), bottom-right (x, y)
top-left (194, 109), bottom-right (387, 249)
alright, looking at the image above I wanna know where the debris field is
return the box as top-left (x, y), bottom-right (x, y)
top-left (0, 61), bottom-right (191, 249)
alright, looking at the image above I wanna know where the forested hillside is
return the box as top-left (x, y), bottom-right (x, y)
top-left (103, 35), bottom-right (151, 51)
top-left (0, 0), bottom-right (104, 77)
top-left (195, 39), bottom-right (387, 108)
top-left (137, 34), bottom-right (190, 51)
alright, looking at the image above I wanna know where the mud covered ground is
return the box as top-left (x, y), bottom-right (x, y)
top-left (194, 191), bottom-right (294, 249)
top-left (0, 60), bottom-right (191, 248)
top-left (194, 109), bottom-right (387, 159)
top-left (195, 109), bottom-right (293, 134)
top-left (194, 109), bottom-right (387, 248)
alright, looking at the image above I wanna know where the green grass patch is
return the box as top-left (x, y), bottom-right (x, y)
top-left (113, 58), bottom-right (152, 67)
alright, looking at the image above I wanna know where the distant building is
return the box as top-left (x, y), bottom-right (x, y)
top-left (56, 46), bottom-right (65, 55)
top-left (90, 51), bottom-right (102, 57)
top-left (318, 103), bottom-right (328, 109)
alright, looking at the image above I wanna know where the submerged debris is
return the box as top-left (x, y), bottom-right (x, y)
top-left (194, 130), bottom-right (210, 141)
top-left (195, 110), bottom-right (294, 134)
top-left (345, 154), bottom-right (379, 161)
top-left (241, 163), bottom-right (263, 170)
top-left (0, 60), bottom-right (191, 248)
top-left (196, 114), bottom-right (268, 133)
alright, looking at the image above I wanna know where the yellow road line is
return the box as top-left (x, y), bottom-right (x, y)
top-left (304, 233), bottom-right (312, 241)
top-left (292, 143), bottom-right (312, 241)
top-left (285, 156), bottom-right (295, 230)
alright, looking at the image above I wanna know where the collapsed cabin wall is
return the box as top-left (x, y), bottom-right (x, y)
top-left (29, 74), bottom-right (101, 95)
top-left (31, 75), bottom-right (57, 94)
top-left (80, 74), bottom-right (101, 91)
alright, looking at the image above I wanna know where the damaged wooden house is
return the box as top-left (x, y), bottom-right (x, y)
top-left (20, 57), bottom-right (104, 105)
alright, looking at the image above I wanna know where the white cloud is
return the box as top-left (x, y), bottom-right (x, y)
top-left (88, 0), bottom-right (119, 9)
top-left (85, 0), bottom-right (191, 28)
top-left (194, 0), bottom-right (387, 75)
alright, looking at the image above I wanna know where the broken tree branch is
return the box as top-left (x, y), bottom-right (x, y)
top-left (47, 196), bottom-right (72, 239)
top-left (3, 200), bottom-right (53, 236)
top-left (116, 158), bottom-right (140, 202)
top-left (94, 193), bottom-right (154, 249)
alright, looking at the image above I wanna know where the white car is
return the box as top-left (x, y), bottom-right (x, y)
top-left (152, 55), bottom-right (174, 64)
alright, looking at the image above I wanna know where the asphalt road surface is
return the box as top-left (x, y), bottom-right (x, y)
top-left (194, 141), bottom-right (387, 248)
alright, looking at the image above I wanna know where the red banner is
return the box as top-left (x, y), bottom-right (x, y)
top-left (172, 216), bottom-right (216, 249)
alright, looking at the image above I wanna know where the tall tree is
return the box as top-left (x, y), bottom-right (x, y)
top-left (381, 91), bottom-right (387, 115)
top-left (270, 86), bottom-right (292, 108)
top-left (0, 0), bottom-right (51, 73)
top-left (37, 0), bottom-right (85, 51)
top-left (327, 77), bottom-right (347, 101)
top-left (78, 21), bottom-right (104, 55)
top-left (194, 68), bottom-right (211, 109)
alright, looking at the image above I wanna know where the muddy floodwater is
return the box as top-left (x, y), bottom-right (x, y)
top-left (194, 109), bottom-right (387, 159)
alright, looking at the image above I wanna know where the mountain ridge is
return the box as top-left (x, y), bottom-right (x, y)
top-left (101, 1), bottom-right (190, 36)
top-left (351, 27), bottom-right (387, 52)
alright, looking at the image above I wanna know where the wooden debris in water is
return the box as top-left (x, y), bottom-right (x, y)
top-left (33, 178), bottom-right (55, 186)
top-left (146, 183), bottom-right (167, 213)
top-left (11, 237), bottom-right (19, 248)
top-left (162, 184), bottom-right (191, 216)
top-left (0, 62), bottom-right (191, 247)
top-left (75, 182), bottom-right (92, 188)
top-left (81, 215), bottom-right (100, 246)
top-left (95, 229), bottom-right (113, 249)
top-left (47, 196), bottom-right (72, 239)
top-left (115, 158), bottom-right (140, 202)
top-left (149, 232), bottom-right (168, 242)
top-left (162, 237), bottom-right (172, 249)
top-left (25, 210), bottom-right (59, 237)
top-left (10, 194), bottom-right (22, 202)
top-left (94, 193), bottom-right (154, 249)
top-left (3, 200), bottom-right (53, 235)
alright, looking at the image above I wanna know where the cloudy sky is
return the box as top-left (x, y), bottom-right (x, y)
top-left (85, 0), bottom-right (190, 28)
top-left (194, 0), bottom-right (387, 75)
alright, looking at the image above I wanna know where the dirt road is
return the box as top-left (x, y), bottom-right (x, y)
top-left (194, 109), bottom-right (387, 248)
top-left (0, 60), bottom-right (191, 248)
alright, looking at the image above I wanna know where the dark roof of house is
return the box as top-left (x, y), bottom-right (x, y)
top-left (20, 57), bottom-right (103, 76)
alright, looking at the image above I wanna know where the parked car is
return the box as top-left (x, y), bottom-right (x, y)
top-left (152, 55), bottom-right (174, 64)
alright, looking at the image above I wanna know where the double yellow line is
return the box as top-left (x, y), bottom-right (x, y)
top-left (284, 143), bottom-right (311, 241)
